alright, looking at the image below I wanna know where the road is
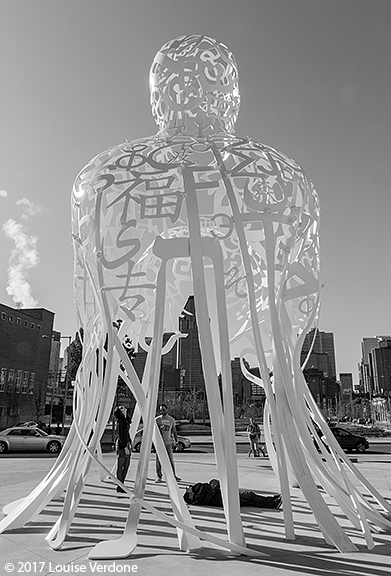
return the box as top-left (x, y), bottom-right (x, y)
top-left (0, 436), bottom-right (391, 461)
top-left (1, 438), bottom-right (391, 458)
top-left (1, 439), bottom-right (390, 499)
top-left (189, 437), bottom-right (391, 456)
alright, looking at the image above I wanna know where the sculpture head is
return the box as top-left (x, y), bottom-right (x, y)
top-left (150, 34), bottom-right (240, 136)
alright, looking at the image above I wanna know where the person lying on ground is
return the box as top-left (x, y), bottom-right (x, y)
top-left (183, 479), bottom-right (282, 509)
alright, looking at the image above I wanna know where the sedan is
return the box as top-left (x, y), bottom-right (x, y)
top-left (328, 427), bottom-right (369, 453)
top-left (0, 427), bottom-right (65, 454)
top-left (15, 421), bottom-right (39, 427)
top-left (132, 430), bottom-right (191, 453)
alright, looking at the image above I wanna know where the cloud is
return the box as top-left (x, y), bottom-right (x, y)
top-left (16, 197), bottom-right (50, 219)
top-left (0, 189), bottom-right (8, 198)
top-left (2, 219), bottom-right (39, 308)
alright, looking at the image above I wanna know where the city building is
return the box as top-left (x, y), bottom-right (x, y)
top-left (45, 332), bottom-right (72, 427)
top-left (0, 303), bottom-right (55, 429)
top-left (132, 332), bottom-right (180, 394)
top-left (230, 357), bottom-right (255, 404)
top-left (301, 328), bottom-right (337, 379)
top-left (359, 336), bottom-right (391, 395)
top-left (340, 372), bottom-right (354, 402)
top-left (130, 295), bottom-right (260, 406)
top-left (178, 296), bottom-right (205, 391)
top-left (370, 339), bottom-right (391, 395)
top-left (301, 328), bottom-right (339, 410)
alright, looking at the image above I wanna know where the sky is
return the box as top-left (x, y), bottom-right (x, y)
top-left (0, 0), bottom-right (390, 379)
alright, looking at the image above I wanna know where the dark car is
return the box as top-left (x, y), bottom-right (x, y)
top-left (327, 427), bottom-right (369, 453)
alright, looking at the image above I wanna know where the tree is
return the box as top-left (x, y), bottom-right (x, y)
top-left (66, 331), bottom-right (83, 382)
top-left (5, 389), bottom-right (18, 428)
top-left (34, 385), bottom-right (45, 422)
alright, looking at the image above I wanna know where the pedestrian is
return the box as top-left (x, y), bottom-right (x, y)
top-left (114, 405), bottom-right (132, 494)
top-left (55, 423), bottom-right (61, 435)
top-left (155, 403), bottom-right (181, 483)
top-left (247, 417), bottom-right (261, 457)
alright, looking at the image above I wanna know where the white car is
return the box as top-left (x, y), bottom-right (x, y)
top-left (0, 427), bottom-right (65, 454)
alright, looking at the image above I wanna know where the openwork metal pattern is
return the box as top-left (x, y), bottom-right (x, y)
top-left (1, 34), bottom-right (390, 558)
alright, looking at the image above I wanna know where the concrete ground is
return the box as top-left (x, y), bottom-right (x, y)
top-left (0, 440), bottom-right (391, 576)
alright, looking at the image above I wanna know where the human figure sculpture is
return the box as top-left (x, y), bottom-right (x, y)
top-left (1, 34), bottom-right (391, 558)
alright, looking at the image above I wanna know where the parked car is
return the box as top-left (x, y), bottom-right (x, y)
top-left (326, 427), bottom-right (369, 453)
top-left (0, 427), bottom-right (65, 454)
top-left (15, 421), bottom-right (39, 427)
top-left (132, 430), bottom-right (191, 453)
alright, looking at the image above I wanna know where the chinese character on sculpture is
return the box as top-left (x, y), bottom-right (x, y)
top-left (1, 34), bottom-right (391, 557)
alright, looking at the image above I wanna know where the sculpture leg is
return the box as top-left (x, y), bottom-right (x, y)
top-left (89, 258), bottom-right (168, 559)
top-left (184, 175), bottom-right (245, 549)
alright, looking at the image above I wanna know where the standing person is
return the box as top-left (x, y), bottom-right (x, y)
top-left (155, 403), bottom-right (181, 483)
top-left (114, 405), bottom-right (132, 494)
top-left (247, 417), bottom-right (261, 457)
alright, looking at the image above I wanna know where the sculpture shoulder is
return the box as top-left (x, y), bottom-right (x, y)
top-left (73, 134), bottom-right (158, 188)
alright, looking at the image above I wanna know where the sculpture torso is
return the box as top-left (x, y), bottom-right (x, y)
top-left (73, 129), bottom-right (318, 355)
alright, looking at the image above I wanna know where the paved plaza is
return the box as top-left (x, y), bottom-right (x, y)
top-left (1, 441), bottom-right (391, 576)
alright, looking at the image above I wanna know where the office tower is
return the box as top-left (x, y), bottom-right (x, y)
top-left (340, 372), bottom-right (353, 402)
top-left (360, 336), bottom-right (391, 394)
top-left (132, 332), bottom-right (178, 387)
top-left (370, 340), bottom-right (391, 395)
top-left (230, 357), bottom-right (255, 403)
top-left (178, 296), bottom-right (205, 390)
top-left (301, 328), bottom-right (337, 380)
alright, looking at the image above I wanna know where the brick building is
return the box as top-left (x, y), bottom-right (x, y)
top-left (0, 303), bottom-right (54, 429)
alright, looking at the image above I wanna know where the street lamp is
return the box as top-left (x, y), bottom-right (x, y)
top-left (60, 336), bottom-right (72, 436)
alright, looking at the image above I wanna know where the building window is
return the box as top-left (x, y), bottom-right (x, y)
top-left (8, 315), bottom-right (14, 323)
top-left (37, 325), bottom-right (41, 332)
top-left (31, 322), bottom-right (35, 329)
top-left (28, 372), bottom-right (35, 394)
top-left (16, 317), bottom-right (21, 325)
top-left (22, 372), bottom-right (28, 394)
top-left (16, 370), bottom-right (22, 393)
top-left (0, 368), bottom-right (6, 392)
top-left (7, 369), bottom-right (15, 392)
top-left (1, 312), bottom-right (5, 320)
top-left (24, 320), bottom-right (28, 328)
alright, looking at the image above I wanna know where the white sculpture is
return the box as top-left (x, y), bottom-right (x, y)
top-left (1, 34), bottom-right (390, 557)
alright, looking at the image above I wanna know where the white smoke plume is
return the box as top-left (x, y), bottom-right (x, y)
top-left (2, 197), bottom-right (44, 308)
top-left (16, 197), bottom-right (47, 219)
